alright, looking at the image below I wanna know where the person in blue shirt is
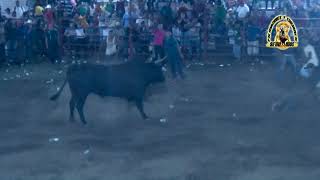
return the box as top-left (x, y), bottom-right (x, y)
top-left (46, 26), bottom-right (61, 63)
top-left (24, 20), bottom-right (34, 63)
top-left (246, 18), bottom-right (261, 61)
top-left (164, 30), bottom-right (185, 79)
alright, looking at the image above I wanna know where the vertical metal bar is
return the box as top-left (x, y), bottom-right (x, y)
top-left (128, 0), bottom-right (133, 59)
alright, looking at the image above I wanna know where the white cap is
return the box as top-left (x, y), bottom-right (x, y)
top-left (45, 4), bottom-right (51, 9)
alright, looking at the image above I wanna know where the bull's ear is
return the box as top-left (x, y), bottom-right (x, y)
top-left (154, 56), bottom-right (167, 65)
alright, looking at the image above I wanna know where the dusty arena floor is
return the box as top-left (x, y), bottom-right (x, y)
top-left (1, 58), bottom-right (320, 180)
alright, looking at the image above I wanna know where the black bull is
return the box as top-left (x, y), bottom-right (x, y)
top-left (50, 61), bottom-right (165, 124)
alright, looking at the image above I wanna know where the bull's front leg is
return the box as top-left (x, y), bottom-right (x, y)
top-left (135, 98), bottom-right (148, 119)
top-left (75, 95), bottom-right (88, 125)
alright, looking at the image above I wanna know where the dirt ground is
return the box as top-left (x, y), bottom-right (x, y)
top-left (1, 58), bottom-right (320, 180)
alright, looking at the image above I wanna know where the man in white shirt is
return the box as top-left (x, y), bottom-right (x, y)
top-left (236, 0), bottom-right (250, 19)
top-left (14, 0), bottom-right (26, 18)
top-left (300, 39), bottom-right (319, 80)
top-left (303, 44), bottom-right (319, 68)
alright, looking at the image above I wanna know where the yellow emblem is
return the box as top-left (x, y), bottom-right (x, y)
top-left (266, 15), bottom-right (299, 50)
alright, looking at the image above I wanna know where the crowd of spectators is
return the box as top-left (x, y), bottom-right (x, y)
top-left (0, 0), bottom-right (319, 67)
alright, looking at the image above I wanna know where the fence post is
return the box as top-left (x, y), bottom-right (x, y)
top-left (128, 0), bottom-right (133, 59)
top-left (203, 6), bottom-right (209, 61)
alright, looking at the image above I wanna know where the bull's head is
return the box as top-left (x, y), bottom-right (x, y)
top-left (146, 56), bottom-right (167, 84)
top-left (127, 55), bottom-right (166, 84)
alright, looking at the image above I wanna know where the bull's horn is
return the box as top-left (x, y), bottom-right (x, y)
top-left (154, 56), bottom-right (167, 64)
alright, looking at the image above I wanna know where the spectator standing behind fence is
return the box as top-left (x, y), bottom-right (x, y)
top-left (44, 5), bottom-right (55, 30)
top-left (264, 0), bottom-right (276, 9)
top-left (15, 20), bottom-right (26, 64)
top-left (5, 19), bottom-right (17, 61)
top-left (24, 20), bottom-right (34, 63)
top-left (78, 2), bottom-right (88, 17)
top-left (147, 0), bottom-right (155, 14)
top-left (46, 26), bottom-right (61, 63)
top-left (122, 10), bottom-right (130, 29)
top-left (152, 24), bottom-right (166, 62)
top-left (35, 4), bottom-right (44, 16)
top-left (116, 0), bottom-right (125, 18)
top-left (246, 16), bottom-right (260, 61)
top-left (106, 30), bottom-right (117, 56)
top-left (236, 0), bottom-right (250, 22)
top-left (105, 0), bottom-right (115, 17)
top-left (59, 0), bottom-right (74, 18)
top-left (79, 15), bottom-right (89, 29)
top-left (230, 21), bottom-right (242, 61)
top-left (138, 21), bottom-right (151, 56)
top-left (164, 30), bottom-right (185, 79)
top-left (0, 18), bottom-right (5, 66)
top-left (188, 24), bottom-right (201, 61)
top-left (33, 20), bottom-right (46, 58)
top-left (14, 0), bottom-right (27, 19)
top-left (160, 2), bottom-right (174, 30)
top-left (214, 0), bottom-right (227, 35)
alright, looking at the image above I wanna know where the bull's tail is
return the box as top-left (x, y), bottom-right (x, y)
top-left (50, 78), bottom-right (68, 101)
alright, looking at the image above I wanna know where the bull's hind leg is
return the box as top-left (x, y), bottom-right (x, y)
top-left (135, 99), bottom-right (148, 119)
top-left (76, 95), bottom-right (88, 125)
top-left (69, 96), bottom-right (76, 122)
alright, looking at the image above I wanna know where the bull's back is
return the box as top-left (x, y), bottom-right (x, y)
top-left (66, 63), bottom-right (147, 98)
